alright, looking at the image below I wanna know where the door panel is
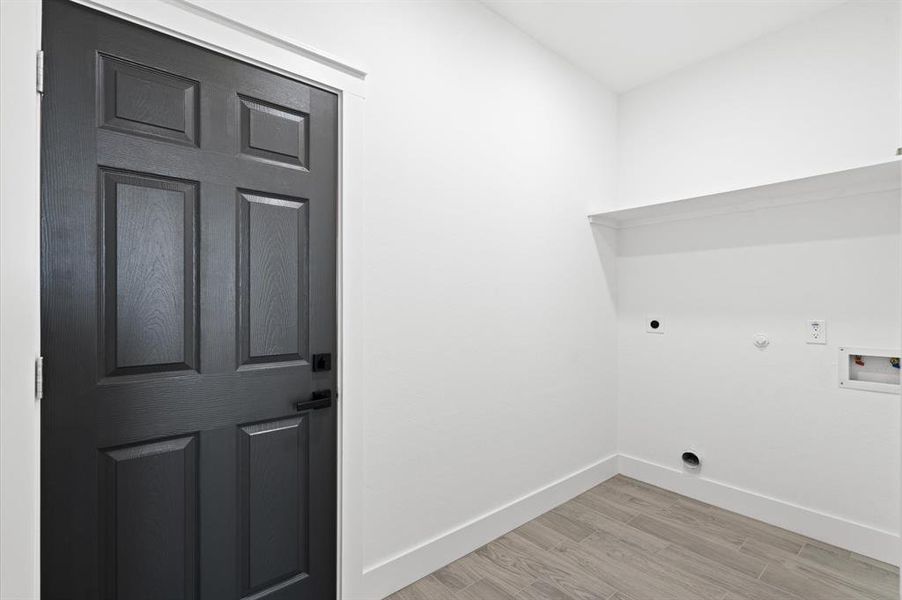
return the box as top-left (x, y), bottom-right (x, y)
top-left (239, 417), bottom-right (309, 595)
top-left (239, 191), bottom-right (309, 366)
top-left (100, 436), bottom-right (198, 600)
top-left (41, 2), bottom-right (337, 598)
top-left (99, 54), bottom-right (200, 147)
top-left (239, 97), bottom-right (308, 167)
top-left (101, 169), bottom-right (199, 376)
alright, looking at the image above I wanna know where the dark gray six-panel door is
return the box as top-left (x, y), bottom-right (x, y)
top-left (41, 2), bottom-right (337, 598)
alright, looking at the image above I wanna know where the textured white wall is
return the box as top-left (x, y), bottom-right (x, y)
top-left (616, 1), bottom-right (902, 211)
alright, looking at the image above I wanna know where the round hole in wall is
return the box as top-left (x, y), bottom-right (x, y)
top-left (681, 451), bottom-right (700, 471)
top-left (650, 320), bottom-right (660, 330)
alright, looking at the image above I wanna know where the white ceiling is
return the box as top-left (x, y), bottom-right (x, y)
top-left (481, 0), bottom-right (846, 92)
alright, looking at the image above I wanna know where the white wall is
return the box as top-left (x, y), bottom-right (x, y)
top-left (616, 190), bottom-right (901, 560)
top-left (612, 0), bottom-right (902, 563)
top-left (616, 0), bottom-right (902, 211)
top-left (182, 0), bottom-right (623, 596)
top-left (0, 2), bottom-right (42, 599)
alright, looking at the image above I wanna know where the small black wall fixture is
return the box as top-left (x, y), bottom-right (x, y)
top-left (682, 451), bottom-right (701, 471)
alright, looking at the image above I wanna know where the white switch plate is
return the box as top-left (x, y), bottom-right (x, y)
top-left (806, 319), bottom-right (826, 344)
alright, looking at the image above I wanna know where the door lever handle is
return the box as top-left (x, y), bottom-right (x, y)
top-left (296, 389), bottom-right (332, 412)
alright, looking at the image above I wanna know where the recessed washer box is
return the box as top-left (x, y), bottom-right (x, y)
top-left (838, 347), bottom-right (901, 394)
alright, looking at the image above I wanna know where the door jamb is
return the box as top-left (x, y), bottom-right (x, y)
top-left (48, 1), bottom-right (367, 597)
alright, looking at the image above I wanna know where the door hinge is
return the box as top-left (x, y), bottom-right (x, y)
top-left (36, 50), bottom-right (44, 94)
top-left (35, 356), bottom-right (43, 401)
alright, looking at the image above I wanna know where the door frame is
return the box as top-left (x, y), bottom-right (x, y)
top-left (38, 1), bottom-right (367, 597)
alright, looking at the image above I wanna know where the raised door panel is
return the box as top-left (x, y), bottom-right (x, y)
top-left (238, 416), bottom-right (309, 595)
top-left (238, 191), bottom-right (309, 366)
top-left (101, 170), bottom-right (198, 377)
top-left (100, 435), bottom-right (198, 600)
top-left (99, 55), bottom-right (199, 146)
top-left (239, 96), bottom-right (308, 168)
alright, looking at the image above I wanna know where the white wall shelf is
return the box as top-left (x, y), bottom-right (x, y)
top-left (589, 158), bottom-right (902, 229)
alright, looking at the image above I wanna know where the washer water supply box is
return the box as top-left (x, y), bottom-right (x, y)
top-left (838, 347), bottom-right (901, 394)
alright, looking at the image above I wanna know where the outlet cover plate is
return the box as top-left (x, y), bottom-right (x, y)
top-left (807, 319), bottom-right (826, 344)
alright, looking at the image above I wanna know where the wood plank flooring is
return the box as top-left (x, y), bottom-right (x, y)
top-left (386, 475), bottom-right (899, 600)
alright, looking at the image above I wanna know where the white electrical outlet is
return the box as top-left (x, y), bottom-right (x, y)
top-left (806, 319), bottom-right (826, 344)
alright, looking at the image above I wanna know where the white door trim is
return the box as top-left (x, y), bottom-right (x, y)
top-left (0, 2), bottom-right (42, 597)
top-left (73, 0), bottom-right (367, 96)
top-left (43, 1), bottom-right (367, 597)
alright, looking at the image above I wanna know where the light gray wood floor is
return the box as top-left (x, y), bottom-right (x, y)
top-left (386, 475), bottom-right (898, 600)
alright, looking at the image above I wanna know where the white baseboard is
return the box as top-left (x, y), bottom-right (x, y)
top-left (349, 453), bottom-right (898, 599)
top-left (356, 454), bottom-right (619, 600)
top-left (619, 454), bottom-right (900, 565)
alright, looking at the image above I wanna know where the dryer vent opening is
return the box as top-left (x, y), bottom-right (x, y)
top-left (681, 451), bottom-right (701, 471)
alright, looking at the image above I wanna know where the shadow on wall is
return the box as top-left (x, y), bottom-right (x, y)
top-left (613, 191), bottom-right (900, 258)
top-left (591, 223), bottom-right (619, 309)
